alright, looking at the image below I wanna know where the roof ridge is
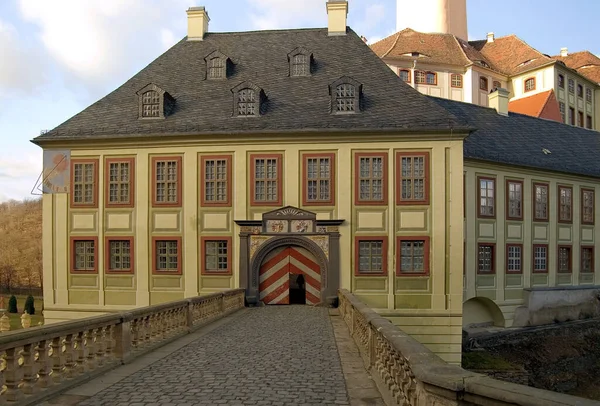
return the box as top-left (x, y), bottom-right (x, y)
top-left (382, 32), bottom-right (401, 58)
top-left (537, 89), bottom-right (553, 117)
top-left (450, 35), bottom-right (472, 65)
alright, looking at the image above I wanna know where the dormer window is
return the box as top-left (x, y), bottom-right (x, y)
top-left (330, 76), bottom-right (362, 114)
top-left (136, 83), bottom-right (174, 120)
top-left (288, 47), bottom-right (312, 77)
top-left (231, 81), bottom-right (264, 117)
top-left (204, 50), bottom-right (231, 80)
top-left (142, 90), bottom-right (160, 117)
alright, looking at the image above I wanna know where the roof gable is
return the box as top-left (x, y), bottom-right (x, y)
top-left (34, 28), bottom-right (466, 142)
top-left (508, 90), bottom-right (562, 123)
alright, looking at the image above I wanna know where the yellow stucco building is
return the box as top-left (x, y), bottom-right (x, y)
top-left (32, 1), bottom-right (600, 365)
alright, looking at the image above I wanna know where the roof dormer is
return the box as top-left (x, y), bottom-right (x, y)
top-left (136, 83), bottom-right (175, 119)
top-left (287, 47), bottom-right (313, 77)
top-left (330, 76), bottom-right (362, 114)
top-left (204, 50), bottom-right (232, 80)
top-left (231, 81), bottom-right (265, 117)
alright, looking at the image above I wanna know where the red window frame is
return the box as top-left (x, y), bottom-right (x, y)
top-left (450, 74), bottom-right (462, 88)
top-left (524, 77), bottom-right (536, 92)
top-left (532, 182), bottom-right (549, 222)
top-left (582, 188), bottom-right (595, 225)
top-left (151, 156), bottom-right (183, 208)
top-left (505, 179), bottom-right (523, 221)
top-left (354, 236), bottom-right (388, 276)
top-left (105, 157), bottom-right (135, 208)
top-left (396, 151), bottom-right (430, 205)
top-left (302, 152), bottom-right (336, 206)
top-left (399, 69), bottom-right (411, 83)
top-left (396, 236), bottom-right (430, 276)
top-left (477, 176), bottom-right (496, 218)
top-left (200, 155), bottom-right (232, 207)
top-left (152, 237), bottom-right (182, 275)
top-left (200, 236), bottom-right (233, 275)
top-left (105, 236), bottom-right (134, 274)
top-left (558, 185), bottom-right (573, 224)
top-left (250, 153), bottom-right (283, 206)
top-left (70, 236), bottom-right (99, 274)
top-left (70, 158), bottom-right (99, 208)
top-left (354, 152), bottom-right (388, 206)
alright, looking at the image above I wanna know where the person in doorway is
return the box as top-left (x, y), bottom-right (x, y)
top-left (296, 274), bottom-right (305, 292)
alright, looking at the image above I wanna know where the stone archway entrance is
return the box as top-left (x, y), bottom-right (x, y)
top-left (259, 245), bottom-right (322, 305)
top-left (235, 206), bottom-right (344, 307)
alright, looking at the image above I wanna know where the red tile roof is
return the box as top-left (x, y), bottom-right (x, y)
top-left (553, 51), bottom-right (600, 84)
top-left (508, 90), bottom-right (563, 123)
top-left (469, 35), bottom-right (554, 76)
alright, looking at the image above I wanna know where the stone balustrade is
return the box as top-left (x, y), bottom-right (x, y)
top-left (338, 289), bottom-right (598, 406)
top-left (0, 289), bottom-right (245, 406)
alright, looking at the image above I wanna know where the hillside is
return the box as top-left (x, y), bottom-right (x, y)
top-left (0, 199), bottom-right (42, 292)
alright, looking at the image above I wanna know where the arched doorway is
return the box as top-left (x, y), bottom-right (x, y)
top-left (259, 246), bottom-right (321, 305)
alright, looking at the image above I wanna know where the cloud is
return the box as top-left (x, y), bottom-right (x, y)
top-left (0, 151), bottom-right (43, 202)
top-left (0, 19), bottom-right (45, 94)
top-left (246, 0), bottom-right (325, 30)
top-left (17, 0), bottom-right (190, 90)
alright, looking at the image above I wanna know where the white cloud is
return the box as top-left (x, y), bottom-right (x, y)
top-left (17, 0), bottom-right (190, 88)
top-left (0, 151), bottom-right (43, 202)
top-left (0, 19), bottom-right (45, 94)
top-left (246, 0), bottom-right (325, 30)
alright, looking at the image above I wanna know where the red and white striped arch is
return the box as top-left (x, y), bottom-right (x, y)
top-left (259, 246), bottom-right (321, 305)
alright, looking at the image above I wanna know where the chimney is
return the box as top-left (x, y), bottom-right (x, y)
top-left (187, 6), bottom-right (210, 41)
top-left (486, 32), bottom-right (494, 43)
top-left (326, 0), bottom-right (348, 36)
top-left (488, 87), bottom-right (509, 116)
top-left (560, 47), bottom-right (568, 57)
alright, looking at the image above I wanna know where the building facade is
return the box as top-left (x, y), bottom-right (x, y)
top-left (34, 2), bottom-right (468, 363)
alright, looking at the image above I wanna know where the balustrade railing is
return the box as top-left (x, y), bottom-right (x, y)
top-left (0, 289), bottom-right (245, 406)
top-left (338, 289), bottom-right (597, 406)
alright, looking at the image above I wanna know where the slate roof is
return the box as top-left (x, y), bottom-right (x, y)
top-left (508, 90), bottom-right (562, 123)
top-left (33, 28), bottom-right (468, 143)
top-left (430, 97), bottom-right (600, 179)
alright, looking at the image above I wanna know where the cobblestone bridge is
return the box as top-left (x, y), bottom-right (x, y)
top-left (42, 306), bottom-right (383, 406)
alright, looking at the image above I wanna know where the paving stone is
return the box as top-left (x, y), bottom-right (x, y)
top-left (75, 306), bottom-right (351, 406)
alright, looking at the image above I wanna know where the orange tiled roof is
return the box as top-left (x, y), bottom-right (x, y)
top-left (469, 35), bottom-right (554, 76)
top-left (370, 28), bottom-right (488, 68)
top-left (553, 51), bottom-right (600, 84)
top-left (508, 90), bottom-right (563, 123)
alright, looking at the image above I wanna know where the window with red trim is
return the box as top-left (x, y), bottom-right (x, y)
top-left (152, 156), bottom-right (182, 207)
top-left (302, 153), bottom-right (335, 206)
top-left (524, 77), bottom-right (535, 92)
top-left (200, 155), bottom-right (231, 207)
top-left (250, 154), bottom-right (283, 206)
top-left (479, 77), bottom-right (488, 91)
top-left (71, 159), bottom-right (99, 208)
top-left (399, 69), bottom-right (410, 83)
top-left (478, 177), bottom-right (495, 218)
top-left (106, 158), bottom-right (134, 207)
top-left (355, 153), bottom-right (387, 205)
top-left (397, 152), bottom-right (429, 205)
top-left (451, 74), bottom-right (462, 88)
top-left (558, 186), bottom-right (572, 223)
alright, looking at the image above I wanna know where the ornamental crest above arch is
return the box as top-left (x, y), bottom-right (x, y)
top-left (262, 206), bottom-right (316, 234)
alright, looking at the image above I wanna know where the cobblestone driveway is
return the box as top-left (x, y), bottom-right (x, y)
top-left (79, 306), bottom-right (349, 406)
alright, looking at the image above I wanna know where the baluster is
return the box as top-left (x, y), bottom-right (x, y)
top-left (85, 329), bottom-right (97, 370)
top-left (21, 343), bottom-right (37, 395)
top-left (74, 331), bottom-right (88, 374)
top-left (144, 316), bottom-right (152, 345)
top-left (4, 347), bottom-right (23, 402)
top-left (104, 325), bottom-right (114, 362)
top-left (95, 327), bottom-right (106, 367)
top-left (36, 340), bottom-right (51, 390)
top-left (130, 320), bottom-right (139, 350)
top-left (0, 350), bottom-right (6, 405)
top-left (53, 335), bottom-right (68, 381)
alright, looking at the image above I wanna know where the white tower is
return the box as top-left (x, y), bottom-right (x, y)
top-left (396, 0), bottom-right (468, 40)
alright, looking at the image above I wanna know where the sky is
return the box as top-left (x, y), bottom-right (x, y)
top-left (1, 0), bottom-right (599, 202)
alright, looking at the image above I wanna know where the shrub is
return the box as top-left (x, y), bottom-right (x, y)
top-left (24, 295), bottom-right (35, 315)
top-left (8, 295), bottom-right (17, 314)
